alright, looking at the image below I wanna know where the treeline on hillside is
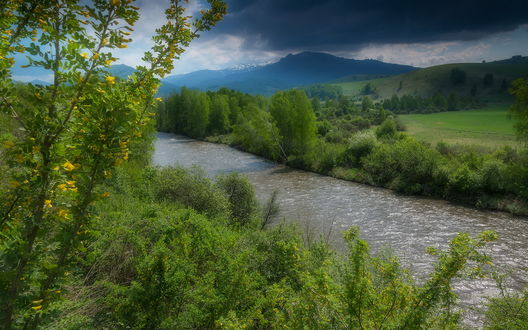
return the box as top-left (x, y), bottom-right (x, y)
top-left (382, 92), bottom-right (481, 114)
top-left (299, 83), bottom-right (343, 100)
top-left (157, 87), bottom-right (528, 215)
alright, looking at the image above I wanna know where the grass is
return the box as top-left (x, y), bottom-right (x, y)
top-left (331, 62), bottom-right (528, 101)
top-left (398, 104), bottom-right (519, 149)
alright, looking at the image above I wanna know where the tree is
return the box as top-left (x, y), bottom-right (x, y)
top-left (470, 83), bottom-right (478, 97)
top-left (510, 78), bottom-right (528, 144)
top-left (483, 73), bottom-right (494, 87)
top-left (208, 94), bottom-right (231, 134)
top-left (0, 0), bottom-right (226, 327)
top-left (270, 90), bottom-right (317, 157)
top-left (361, 82), bottom-right (374, 95)
top-left (361, 96), bottom-right (374, 112)
top-left (449, 68), bottom-right (466, 85)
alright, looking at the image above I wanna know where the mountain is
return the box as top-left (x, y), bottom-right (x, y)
top-left (28, 79), bottom-right (51, 86)
top-left (161, 51), bottom-right (417, 95)
top-left (107, 64), bottom-right (137, 79)
top-left (330, 58), bottom-right (528, 102)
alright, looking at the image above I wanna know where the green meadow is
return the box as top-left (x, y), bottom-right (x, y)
top-left (398, 104), bottom-right (518, 148)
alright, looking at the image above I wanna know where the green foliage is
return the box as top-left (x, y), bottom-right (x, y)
top-left (154, 166), bottom-right (230, 219)
top-left (483, 73), bottom-right (494, 87)
top-left (510, 78), bottom-right (528, 144)
top-left (450, 68), bottom-right (467, 85)
top-left (208, 93), bottom-right (231, 134)
top-left (232, 104), bottom-right (283, 160)
top-left (363, 137), bottom-right (440, 194)
top-left (383, 92), bottom-right (479, 114)
top-left (216, 172), bottom-right (258, 227)
top-left (44, 164), bottom-right (498, 329)
top-left (270, 89), bottom-right (317, 157)
top-left (300, 83), bottom-right (343, 100)
top-left (375, 118), bottom-right (398, 140)
top-left (484, 287), bottom-right (528, 329)
top-left (0, 0), bottom-right (227, 327)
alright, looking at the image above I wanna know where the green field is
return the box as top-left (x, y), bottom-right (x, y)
top-left (398, 104), bottom-right (519, 148)
top-left (331, 62), bottom-right (528, 102)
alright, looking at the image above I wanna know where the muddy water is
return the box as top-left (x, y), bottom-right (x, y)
top-left (153, 132), bottom-right (528, 327)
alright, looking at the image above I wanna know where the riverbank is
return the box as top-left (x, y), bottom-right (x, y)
top-left (154, 132), bottom-right (528, 328)
top-left (198, 132), bottom-right (528, 217)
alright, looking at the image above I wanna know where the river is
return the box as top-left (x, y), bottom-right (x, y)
top-left (153, 132), bottom-right (528, 327)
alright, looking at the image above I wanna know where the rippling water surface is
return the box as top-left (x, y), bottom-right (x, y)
top-left (153, 132), bottom-right (528, 327)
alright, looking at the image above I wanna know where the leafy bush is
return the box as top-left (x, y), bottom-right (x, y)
top-left (342, 132), bottom-right (378, 167)
top-left (375, 118), bottom-right (398, 140)
top-left (216, 173), bottom-right (259, 227)
top-left (155, 166), bottom-right (230, 219)
top-left (362, 137), bottom-right (440, 194)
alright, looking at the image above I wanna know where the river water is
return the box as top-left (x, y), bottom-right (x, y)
top-left (153, 132), bottom-right (528, 327)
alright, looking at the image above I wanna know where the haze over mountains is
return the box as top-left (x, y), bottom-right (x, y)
top-left (161, 52), bottom-right (416, 95)
top-left (105, 51), bottom-right (416, 95)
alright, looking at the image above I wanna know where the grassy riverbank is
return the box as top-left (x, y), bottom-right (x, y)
top-left (157, 88), bottom-right (528, 216)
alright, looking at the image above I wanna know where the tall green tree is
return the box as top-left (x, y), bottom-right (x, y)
top-left (270, 90), bottom-right (317, 157)
top-left (209, 93), bottom-right (230, 134)
top-left (510, 78), bottom-right (528, 144)
top-left (185, 91), bottom-right (210, 138)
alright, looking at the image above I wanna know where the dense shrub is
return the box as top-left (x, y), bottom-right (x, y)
top-left (216, 173), bottom-right (259, 227)
top-left (341, 132), bottom-right (378, 167)
top-left (154, 166), bottom-right (230, 219)
top-left (362, 137), bottom-right (440, 194)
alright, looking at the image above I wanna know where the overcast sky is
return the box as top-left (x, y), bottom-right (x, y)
top-left (12, 0), bottom-right (528, 81)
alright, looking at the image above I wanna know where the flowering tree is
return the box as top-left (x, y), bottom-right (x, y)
top-left (0, 0), bottom-right (226, 327)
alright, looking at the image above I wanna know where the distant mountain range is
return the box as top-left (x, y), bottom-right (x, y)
top-left (160, 51), bottom-right (416, 95)
top-left (105, 52), bottom-right (416, 95)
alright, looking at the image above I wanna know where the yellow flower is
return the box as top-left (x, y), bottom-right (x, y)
top-left (81, 52), bottom-right (89, 59)
top-left (57, 183), bottom-right (68, 191)
top-left (116, 44), bottom-right (128, 48)
top-left (111, 0), bottom-right (120, 6)
top-left (92, 52), bottom-right (99, 59)
top-left (5, 30), bottom-right (12, 35)
top-left (105, 59), bottom-right (114, 65)
top-left (3, 140), bottom-right (14, 149)
top-left (15, 154), bottom-right (25, 163)
top-left (66, 180), bottom-right (76, 186)
top-left (31, 305), bottom-right (42, 311)
top-left (44, 200), bottom-right (52, 208)
top-left (57, 209), bottom-right (70, 220)
top-left (155, 97), bottom-right (163, 102)
top-left (32, 299), bottom-right (43, 304)
top-left (101, 192), bottom-right (110, 198)
top-left (63, 160), bottom-right (76, 171)
top-left (105, 76), bottom-right (116, 84)
top-left (53, 166), bottom-right (60, 171)
top-left (70, 187), bottom-right (78, 193)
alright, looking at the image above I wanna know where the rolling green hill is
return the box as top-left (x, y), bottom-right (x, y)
top-left (332, 59), bottom-right (528, 102)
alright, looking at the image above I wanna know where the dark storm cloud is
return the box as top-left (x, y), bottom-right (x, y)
top-left (215, 0), bottom-right (528, 50)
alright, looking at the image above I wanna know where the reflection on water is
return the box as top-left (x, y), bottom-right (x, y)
top-left (154, 132), bottom-right (528, 327)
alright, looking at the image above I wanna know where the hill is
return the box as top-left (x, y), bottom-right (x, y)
top-left (107, 64), bottom-right (137, 79)
top-left (161, 51), bottom-right (416, 95)
top-left (331, 57), bottom-right (528, 101)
